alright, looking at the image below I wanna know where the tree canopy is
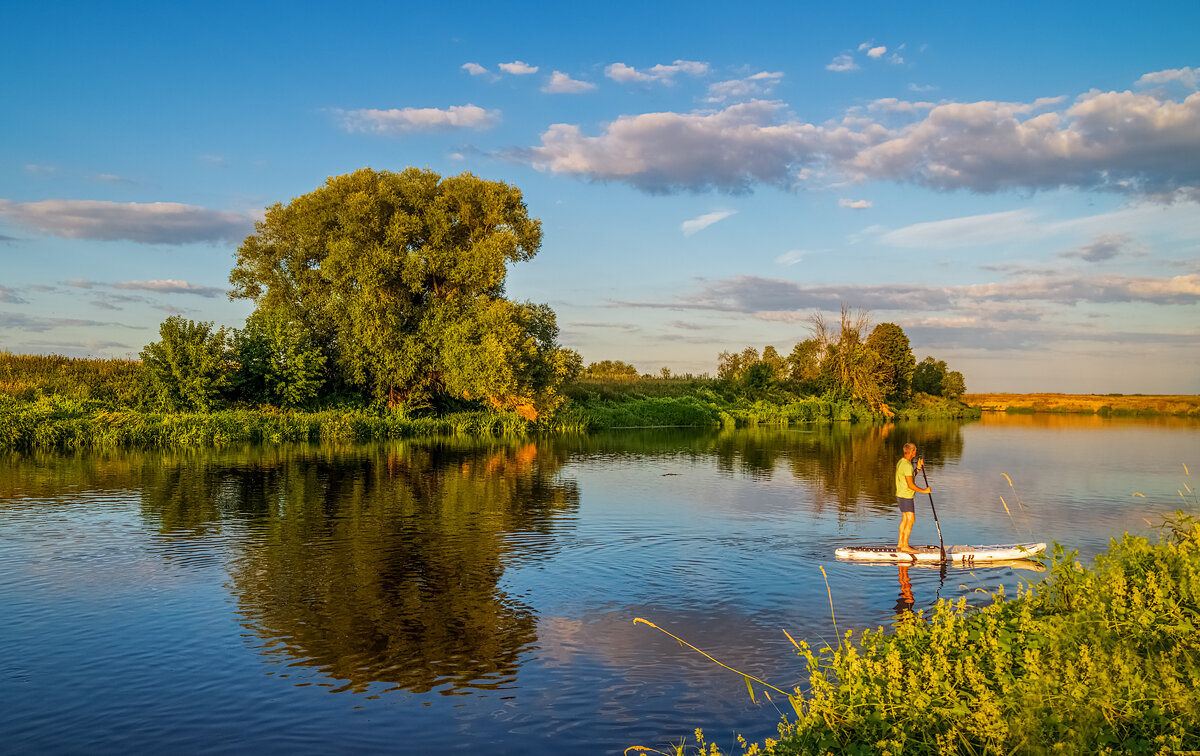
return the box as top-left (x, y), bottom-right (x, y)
top-left (228, 168), bottom-right (577, 416)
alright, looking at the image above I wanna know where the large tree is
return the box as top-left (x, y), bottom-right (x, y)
top-left (865, 322), bottom-right (916, 403)
top-left (229, 168), bottom-right (578, 416)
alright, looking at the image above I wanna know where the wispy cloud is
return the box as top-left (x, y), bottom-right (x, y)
top-left (706, 71), bottom-right (783, 102)
top-left (605, 60), bottom-right (708, 84)
top-left (498, 60), bottom-right (538, 75)
top-left (0, 199), bottom-right (253, 244)
top-left (113, 279), bottom-right (227, 297)
top-left (1136, 66), bottom-right (1198, 91)
top-left (543, 71), bottom-right (595, 94)
top-left (775, 249), bottom-right (823, 265)
top-left (1059, 232), bottom-right (1145, 262)
top-left (0, 285), bottom-right (28, 304)
top-left (839, 198), bottom-right (872, 209)
top-left (681, 210), bottom-right (737, 236)
top-left (461, 62), bottom-right (489, 76)
top-left (0, 312), bottom-right (132, 333)
top-left (335, 104), bottom-right (499, 135)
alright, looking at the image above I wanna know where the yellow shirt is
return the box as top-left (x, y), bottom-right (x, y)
top-left (895, 458), bottom-right (916, 498)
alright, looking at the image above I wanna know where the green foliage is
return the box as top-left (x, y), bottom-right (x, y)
top-left (942, 370), bottom-right (966, 399)
top-left (233, 310), bottom-right (326, 408)
top-left (913, 356), bottom-right (948, 396)
top-left (583, 359), bottom-right (640, 380)
top-left (866, 322), bottom-right (916, 402)
top-left (139, 316), bottom-right (233, 412)
top-left (741, 515), bottom-right (1200, 755)
top-left (229, 167), bottom-right (572, 416)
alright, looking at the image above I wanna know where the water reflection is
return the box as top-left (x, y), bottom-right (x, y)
top-left (201, 440), bottom-right (581, 694)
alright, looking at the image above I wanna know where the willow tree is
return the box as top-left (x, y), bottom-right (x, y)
top-left (229, 168), bottom-right (579, 416)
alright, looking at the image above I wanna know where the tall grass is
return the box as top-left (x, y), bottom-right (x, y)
top-left (0, 350), bottom-right (141, 404)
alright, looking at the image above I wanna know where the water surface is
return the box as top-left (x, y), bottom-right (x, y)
top-left (2, 416), bottom-right (1196, 753)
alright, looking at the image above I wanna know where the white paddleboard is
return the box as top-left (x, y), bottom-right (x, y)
top-left (835, 542), bottom-right (1046, 564)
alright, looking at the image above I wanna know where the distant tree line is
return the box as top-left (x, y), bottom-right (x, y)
top-left (717, 307), bottom-right (965, 410)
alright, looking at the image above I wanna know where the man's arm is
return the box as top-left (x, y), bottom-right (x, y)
top-left (905, 475), bottom-right (931, 495)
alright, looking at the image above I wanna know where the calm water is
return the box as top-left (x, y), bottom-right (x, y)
top-left (2, 415), bottom-right (1197, 754)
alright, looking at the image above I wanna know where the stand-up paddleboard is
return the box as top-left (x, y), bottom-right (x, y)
top-left (835, 542), bottom-right (1046, 564)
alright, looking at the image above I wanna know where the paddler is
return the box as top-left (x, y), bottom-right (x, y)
top-left (895, 442), bottom-right (931, 554)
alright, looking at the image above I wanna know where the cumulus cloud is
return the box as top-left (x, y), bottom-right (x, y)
top-left (517, 73), bottom-right (1200, 200)
top-left (844, 90), bottom-right (1200, 199)
top-left (867, 46), bottom-right (887, 58)
top-left (826, 54), bottom-right (858, 72)
top-left (1137, 67), bottom-right (1198, 91)
top-left (681, 210), bottom-right (737, 236)
top-left (462, 62), bottom-right (489, 76)
top-left (706, 71), bottom-right (783, 102)
top-left (839, 198), bottom-right (872, 209)
top-left (499, 60), bottom-right (538, 75)
top-left (605, 60), bottom-right (709, 84)
top-left (543, 71), bottom-right (596, 94)
top-left (0, 199), bottom-right (253, 244)
top-left (523, 100), bottom-right (847, 193)
top-left (336, 104), bottom-right (499, 135)
top-left (113, 279), bottom-right (227, 297)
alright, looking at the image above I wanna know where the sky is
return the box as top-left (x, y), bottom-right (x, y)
top-left (2, 0), bottom-right (1199, 393)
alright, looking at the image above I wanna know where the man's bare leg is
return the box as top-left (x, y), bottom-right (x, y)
top-left (897, 511), bottom-right (917, 553)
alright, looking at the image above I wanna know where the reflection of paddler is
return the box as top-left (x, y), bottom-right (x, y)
top-left (894, 564), bottom-right (915, 614)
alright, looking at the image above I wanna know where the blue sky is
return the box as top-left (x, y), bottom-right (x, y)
top-left (2, 0), bottom-right (1199, 393)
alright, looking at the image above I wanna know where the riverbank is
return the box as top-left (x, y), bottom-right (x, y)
top-left (650, 510), bottom-right (1200, 755)
top-left (965, 392), bottom-right (1200, 417)
top-left (0, 354), bottom-right (979, 450)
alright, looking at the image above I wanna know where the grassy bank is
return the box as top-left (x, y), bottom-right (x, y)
top-left (642, 511), bottom-right (1200, 755)
top-left (0, 354), bottom-right (980, 450)
top-left (965, 392), bottom-right (1200, 418)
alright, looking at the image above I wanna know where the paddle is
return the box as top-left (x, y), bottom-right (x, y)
top-left (920, 460), bottom-right (946, 562)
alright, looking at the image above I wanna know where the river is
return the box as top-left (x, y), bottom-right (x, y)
top-left (1, 414), bottom-right (1197, 754)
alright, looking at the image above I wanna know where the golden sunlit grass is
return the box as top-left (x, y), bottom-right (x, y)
top-left (965, 392), bottom-right (1200, 416)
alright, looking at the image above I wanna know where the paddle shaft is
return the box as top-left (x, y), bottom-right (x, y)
top-left (920, 463), bottom-right (946, 562)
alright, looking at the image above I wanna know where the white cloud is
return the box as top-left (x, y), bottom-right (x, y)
top-left (1137, 67), bottom-right (1198, 91)
top-left (524, 100), bottom-right (847, 193)
top-left (1059, 232), bottom-right (1146, 262)
top-left (826, 54), bottom-right (858, 72)
top-left (461, 62), bottom-right (489, 76)
top-left (518, 73), bottom-right (1200, 200)
top-left (839, 199), bottom-right (872, 209)
top-left (0, 199), bottom-right (253, 244)
top-left (543, 71), bottom-right (595, 94)
top-left (336, 104), bottom-right (499, 135)
top-left (113, 280), bottom-right (227, 297)
top-left (681, 210), bottom-right (736, 236)
top-left (0, 312), bottom-right (129, 333)
top-left (867, 46), bottom-right (887, 58)
top-left (706, 71), bottom-right (783, 102)
top-left (775, 249), bottom-right (822, 265)
top-left (909, 83), bottom-right (936, 92)
top-left (499, 60), bottom-right (538, 75)
top-left (606, 60), bottom-right (709, 84)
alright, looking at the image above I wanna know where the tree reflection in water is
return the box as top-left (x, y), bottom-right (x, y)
top-left (136, 440), bottom-right (580, 695)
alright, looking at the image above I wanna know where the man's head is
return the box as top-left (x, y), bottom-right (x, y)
top-left (903, 442), bottom-right (917, 459)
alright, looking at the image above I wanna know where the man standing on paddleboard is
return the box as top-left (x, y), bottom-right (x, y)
top-left (895, 443), bottom-right (931, 554)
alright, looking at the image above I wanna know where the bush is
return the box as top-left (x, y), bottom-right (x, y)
top-left (140, 316), bottom-right (233, 412)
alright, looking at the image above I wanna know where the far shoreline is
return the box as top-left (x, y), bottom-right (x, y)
top-left (965, 392), bottom-right (1200, 416)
